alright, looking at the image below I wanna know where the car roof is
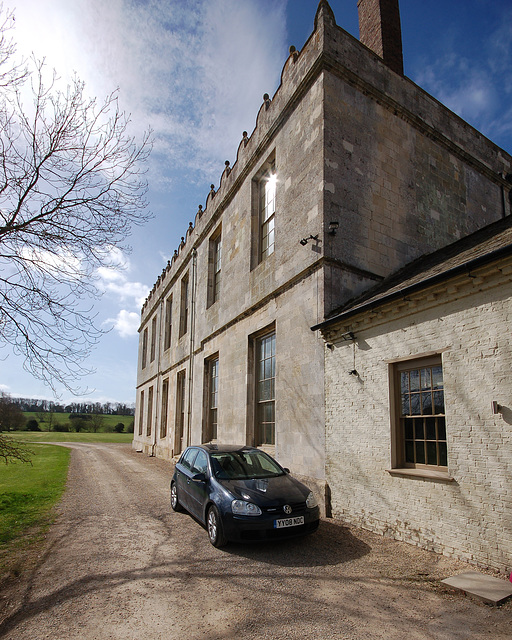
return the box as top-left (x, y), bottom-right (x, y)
top-left (189, 444), bottom-right (258, 454)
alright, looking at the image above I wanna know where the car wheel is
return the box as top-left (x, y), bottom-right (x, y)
top-left (207, 505), bottom-right (226, 547)
top-left (170, 482), bottom-right (183, 512)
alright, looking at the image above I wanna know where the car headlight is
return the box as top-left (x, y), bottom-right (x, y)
top-left (306, 492), bottom-right (318, 509)
top-left (231, 500), bottom-right (262, 516)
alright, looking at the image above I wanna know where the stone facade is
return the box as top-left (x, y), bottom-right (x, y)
top-left (319, 236), bottom-right (512, 572)
top-left (133, 1), bottom-right (512, 527)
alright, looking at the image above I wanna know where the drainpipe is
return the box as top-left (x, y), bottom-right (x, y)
top-left (186, 248), bottom-right (197, 447)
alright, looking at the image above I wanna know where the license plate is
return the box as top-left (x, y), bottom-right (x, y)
top-left (274, 515), bottom-right (304, 529)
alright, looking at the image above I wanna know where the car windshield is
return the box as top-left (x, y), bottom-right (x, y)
top-left (210, 450), bottom-right (285, 480)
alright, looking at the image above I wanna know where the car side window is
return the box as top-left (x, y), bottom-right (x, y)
top-left (191, 450), bottom-right (208, 475)
top-left (181, 448), bottom-right (197, 470)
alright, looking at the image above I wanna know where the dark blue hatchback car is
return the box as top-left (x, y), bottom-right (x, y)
top-left (170, 444), bottom-right (320, 547)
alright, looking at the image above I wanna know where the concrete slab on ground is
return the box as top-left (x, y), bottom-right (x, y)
top-left (441, 571), bottom-right (512, 605)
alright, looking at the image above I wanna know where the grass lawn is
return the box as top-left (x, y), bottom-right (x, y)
top-left (11, 431), bottom-right (134, 444)
top-left (23, 411), bottom-right (134, 432)
top-left (0, 443), bottom-right (70, 544)
top-left (0, 442), bottom-right (70, 580)
top-left (0, 433), bottom-right (133, 580)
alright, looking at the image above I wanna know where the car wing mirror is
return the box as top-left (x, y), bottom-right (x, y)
top-left (192, 472), bottom-right (206, 482)
top-left (283, 468), bottom-right (290, 474)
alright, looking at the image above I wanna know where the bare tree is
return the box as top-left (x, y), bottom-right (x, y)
top-left (0, 433), bottom-right (32, 463)
top-left (0, 7), bottom-right (152, 394)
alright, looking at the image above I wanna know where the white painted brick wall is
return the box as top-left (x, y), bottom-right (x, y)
top-left (325, 273), bottom-right (512, 573)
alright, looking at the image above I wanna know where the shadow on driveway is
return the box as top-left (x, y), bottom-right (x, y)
top-left (218, 519), bottom-right (371, 567)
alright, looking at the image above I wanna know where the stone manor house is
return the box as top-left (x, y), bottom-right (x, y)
top-left (134, 1), bottom-right (512, 572)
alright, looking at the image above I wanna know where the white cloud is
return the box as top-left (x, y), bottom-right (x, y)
top-left (105, 310), bottom-right (140, 338)
top-left (95, 247), bottom-right (149, 309)
top-left (96, 267), bottom-right (149, 308)
top-left (19, 246), bottom-right (84, 281)
top-left (102, 280), bottom-right (149, 308)
top-left (12, 0), bottom-right (287, 189)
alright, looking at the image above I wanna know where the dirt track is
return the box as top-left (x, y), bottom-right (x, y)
top-left (0, 442), bottom-right (510, 639)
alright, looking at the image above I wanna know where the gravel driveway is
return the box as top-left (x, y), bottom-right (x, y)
top-left (0, 442), bottom-right (510, 639)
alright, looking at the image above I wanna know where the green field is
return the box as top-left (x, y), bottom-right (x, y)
top-left (0, 443), bottom-right (70, 550)
top-left (11, 431), bottom-right (133, 444)
top-left (22, 411), bottom-right (134, 432)
top-left (0, 432), bottom-right (134, 578)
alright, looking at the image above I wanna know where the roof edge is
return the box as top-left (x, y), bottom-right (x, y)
top-left (312, 238), bottom-right (512, 332)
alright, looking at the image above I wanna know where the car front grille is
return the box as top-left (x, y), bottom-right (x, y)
top-left (262, 501), bottom-right (306, 515)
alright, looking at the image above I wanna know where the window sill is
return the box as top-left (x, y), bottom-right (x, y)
top-left (386, 468), bottom-right (455, 482)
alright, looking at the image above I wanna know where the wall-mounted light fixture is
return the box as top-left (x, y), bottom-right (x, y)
top-left (328, 221), bottom-right (339, 235)
top-left (299, 234), bottom-right (319, 246)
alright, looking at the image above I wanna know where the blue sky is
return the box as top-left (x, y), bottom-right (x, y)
top-left (2, 0), bottom-right (512, 404)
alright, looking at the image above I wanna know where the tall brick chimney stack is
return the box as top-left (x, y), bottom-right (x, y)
top-left (357, 0), bottom-right (404, 75)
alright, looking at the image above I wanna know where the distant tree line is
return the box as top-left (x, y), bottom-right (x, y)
top-left (0, 393), bottom-right (134, 439)
top-left (7, 397), bottom-right (135, 416)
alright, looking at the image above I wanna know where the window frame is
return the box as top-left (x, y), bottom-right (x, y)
top-left (141, 328), bottom-right (148, 369)
top-left (251, 154), bottom-right (276, 270)
top-left (207, 228), bottom-right (222, 308)
top-left (259, 162), bottom-right (276, 262)
top-left (146, 385), bottom-right (154, 438)
top-left (203, 355), bottom-right (219, 442)
top-left (391, 355), bottom-right (447, 472)
top-left (138, 390), bottom-right (144, 436)
top-left (179, 274), bottom-right (189, 338)
top-left (164, 295), bottom-right (173, 351)
top-left (150, 316), bottom-right (157, 363)
top-left (160, 378), bottom-right (169, 439)
top-left (175, 369), bottom-right (186, 454)
top-left (255, 330), bottom-right (276, 446)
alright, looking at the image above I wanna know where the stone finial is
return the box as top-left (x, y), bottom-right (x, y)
top-left (173, 249), bottom-right (178, 259)
top-left (180, 236), bottom-right (185, 248)
top-left (263, 93), bottom-right (271, 110)
top-left (225, 160), bottom-right (231, 176)
top-left (166, 260), bottom-right (171, 270)
top-left (289, 45), bottom-right (299, 62)
top-left (210, 184), bottom-right (216, 198)
top-left (188, 221), bottom-right (193, 231)
top-left (314, 0), bottom-right (336, 30)
top-left (242, 131), bottom-right (248, 146)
